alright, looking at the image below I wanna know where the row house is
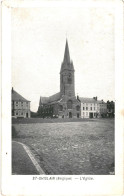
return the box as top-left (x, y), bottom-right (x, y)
top-left (79, 97), bottom-right (107, 118)
top-left (107, 100), bottom-right (115, 117)
top-left (12, 88), bottom-right (31, 118)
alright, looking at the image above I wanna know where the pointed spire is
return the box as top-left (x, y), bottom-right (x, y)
top-left (60, 39), bottom-right (74, 73)
top-left (63, 39), bottom-right (70, 64)
top-left (39, 96), bottom-right (42, 106)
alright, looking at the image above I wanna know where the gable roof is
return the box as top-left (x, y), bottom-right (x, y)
top-left (12, 88), bottom-right (30, 102)
top-left (79, 97), bottom-right (106, 104)
top-left (40, 92), bottom-right (60, 104)
top-left (49, 92), bottom-right (60, 103)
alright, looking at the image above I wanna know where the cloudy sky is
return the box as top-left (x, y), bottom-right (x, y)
top-left (12, 3), bottom-right (115, 112)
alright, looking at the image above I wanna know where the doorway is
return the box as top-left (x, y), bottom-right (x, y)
top-left (77, 113), bottom-right (79, 118)
top-left (69, 112), bottom-right (72, 118)
top-left (89, 112), bottom-right (93, 118)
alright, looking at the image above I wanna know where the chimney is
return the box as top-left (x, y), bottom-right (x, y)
top-left (93, 96), bottom-right (97, 101)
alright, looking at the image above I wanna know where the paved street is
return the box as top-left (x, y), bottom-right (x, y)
top-left (12, 141), bottom-right (40, 175)
top-left (12, 119), bottom-right (114, 175)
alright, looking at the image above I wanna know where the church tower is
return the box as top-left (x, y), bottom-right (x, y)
top-left (60, 40), bottom-right (75, 97)
top-left (38, 39), bottom-right (80, 119)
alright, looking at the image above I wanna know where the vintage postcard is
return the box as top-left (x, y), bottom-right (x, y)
top-left (1, 0), bottom-right (124, 195)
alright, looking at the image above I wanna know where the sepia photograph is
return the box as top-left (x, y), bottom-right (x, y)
top-left (11, 4), bottom-right (115, 175)
top-left (1, 0), bottom-right (124, 196)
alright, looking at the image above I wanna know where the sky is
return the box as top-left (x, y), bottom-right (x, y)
top-left (11, 4), bottom-right (115, 112)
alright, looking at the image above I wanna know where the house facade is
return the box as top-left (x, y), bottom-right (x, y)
top-left (107, 100), bottom-right (115, 117)
top-left (99, 100), bottom-right (107, 117)
top-left (12, 88), bottom-right (31, 118)
top-left (37, 40), bottom-right (81, 118)
top-left (79, 97), bottom-right (107, 118)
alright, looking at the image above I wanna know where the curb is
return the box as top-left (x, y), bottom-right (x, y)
top-left (13, 141), bottom-right (45, 175)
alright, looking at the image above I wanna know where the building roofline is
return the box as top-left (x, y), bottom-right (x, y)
top-left (12, 88), bottom-right (30, 102)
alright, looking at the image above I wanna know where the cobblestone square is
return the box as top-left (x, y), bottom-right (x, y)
top-left (13, 119), bottom-right (114, 175)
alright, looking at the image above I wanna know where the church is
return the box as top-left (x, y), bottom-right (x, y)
top-left (37, 40), bottom-right (81, 118)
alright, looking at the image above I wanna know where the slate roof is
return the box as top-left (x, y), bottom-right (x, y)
top-left (79, 97), bottom-right (105, 104)
top-left (39, 97), bottom-right (49, 104)
top-left (40, 92), bottom-right (60, 104)
top-left (12, 88), bottom-right (30, 102)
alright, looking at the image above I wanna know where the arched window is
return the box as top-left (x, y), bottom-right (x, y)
top-left (76, 105), bottom-right (80, 111)
top-left (68, 73), bottom-right (72, 84)
top-left (67, 100), bottom-right (73, 109)
top-left (59, 105), bottom-right (63, 111)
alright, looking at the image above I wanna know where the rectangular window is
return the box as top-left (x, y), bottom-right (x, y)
top-left (83, 107), bottom-right (85, 110)
top-left (16, 112), bottom-right (18, 115)
top-left (21, 112), bottom-right (23, 115)
top-left (90, 107), bottom-right (92, 110)
top-left (86, 107), bottom-right (88, 110)
top-left (94, 107), bottom-right (95, 110)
